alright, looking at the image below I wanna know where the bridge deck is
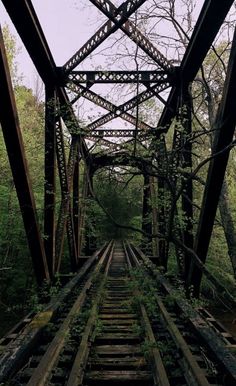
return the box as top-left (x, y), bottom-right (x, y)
top-left (1, 242), bottom-right (236, 385)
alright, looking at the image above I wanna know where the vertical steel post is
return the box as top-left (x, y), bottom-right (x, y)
top-left (142, 174), bottom-right (152, 253)
top-left (77, 168), bottom-right (89, 257)
top-left (44, 86), bottom-right (56, 278)
top-left (180, 84), bottom-right (193, 280)
top-left (73, 150), bottom-right (80, 261)
top-left (55, 129), bottom-right (78, 273)
top-left (157, 175), bottom-right (168, 267)
top-left (155, 139), bottom-right (168, 268)
top-left (150, 176), bottom-right (159, 261)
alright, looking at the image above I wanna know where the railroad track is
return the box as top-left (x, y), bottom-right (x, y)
top-left (1, 241), bottom-right (236, 385)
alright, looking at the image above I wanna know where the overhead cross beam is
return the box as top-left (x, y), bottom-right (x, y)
top-left (87, 129), bottom-right (151, 138)
top-left (67, 70), bottom-right (170, 84)
top-left (90, 152), bottom-right (152, 175)
top-left (87, 82), bottom-right (170, 131)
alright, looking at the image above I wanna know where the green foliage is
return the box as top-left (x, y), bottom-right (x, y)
top-left (128, 267), bottom-right (160, 318)
top-left (2, 24), bottom-right (21, 85)
top-left (87, 169), bottom-right (143, 242)
top-left (92, 318), bottom-right (104, 339)
top-left (70, 309), bottom-right (91, 339)
top-left (141, 339), bottom-right (157, 360)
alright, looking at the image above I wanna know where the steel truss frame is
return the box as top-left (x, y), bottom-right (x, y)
top-left (0, 0), bottom-right (235, 297)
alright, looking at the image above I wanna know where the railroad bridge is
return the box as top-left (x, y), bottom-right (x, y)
top-left (1, 0), bottom-right (236, 384)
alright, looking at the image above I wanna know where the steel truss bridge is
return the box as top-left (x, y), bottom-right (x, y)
top-left (1, 0), bottom-right (236, 384)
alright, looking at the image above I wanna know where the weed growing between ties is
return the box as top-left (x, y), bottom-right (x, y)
top-left (127, 266), bottom-right (201, 380)
top-left (128, 267), bottom-right (160, 318)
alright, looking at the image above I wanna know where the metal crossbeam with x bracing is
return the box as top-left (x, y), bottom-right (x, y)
top-left (67, 80), bottom-right (170, 132)
top-left (87, 82), bottom-right (170, 131)
top-left (67, 81), bottom-right (154, 131)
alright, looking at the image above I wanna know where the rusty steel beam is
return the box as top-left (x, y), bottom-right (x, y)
top-left (63, 20), bottom-right (114, 73)
top-left (0, 26), bottom-right (49, 285)
top-left (67, 81), bottom-right (155, 131)
top-left (180, 86), bottom-right (193, 280)
top-left (44, 86), bottom-right (57, 279)
top-left (188, 27), bottom-right (236, 297)
top-left (66, 140), bottom-right (79, 272)
top-left (78, 169), bottom-right (89, 257)
top-left (89, 0), bottom-right (172, 72)
top-left (55, 124), bottom-right (78, 273)
top-left (87, 81), bottom-right (170, 131)
top-left (73, 152), bottom-right (80, 260)
top-left (86, 128), bottom-right (152, 138)
top-left (67, 81), bottom-right (170, 132)
top-left (150, 176), bottom-right (159, 260)
top-left (158, 0), bottom-right (234, 130)
top-left (155, 139), bottom-right (168, 268)
top-left (181, 0), bottom-right (235, 83)
top-left (141, 174), bottom-right (152, 252)
top-left (68, 70), bottom-right (169, 84)
top-left (63, 0), bottom-right (146, 73)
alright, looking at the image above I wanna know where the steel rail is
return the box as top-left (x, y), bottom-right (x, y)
top-left (0, 243), bottom-right (110, 383)
top-left (124, 243), bottom-right (170, 386)
top-left (125, 242), bottom-right (213, 386)
top-left (66, 244), bottom-right (114, 385)
top-left (25, 241), bottom-right (114, 385)
top-left (128, 243), bottom-right (236, 385)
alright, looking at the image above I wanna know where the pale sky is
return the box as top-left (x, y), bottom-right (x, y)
top-left (0, 1), bottom-right (103, 88)
top-left (0, 0), bottom-right (204, 89)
